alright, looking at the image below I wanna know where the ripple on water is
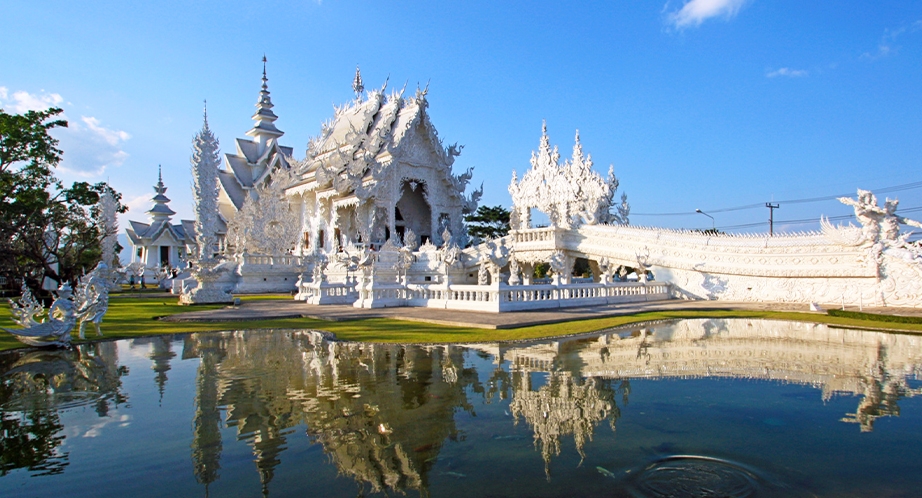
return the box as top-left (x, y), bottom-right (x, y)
top-left (622, 455), bottom-right (797, 498)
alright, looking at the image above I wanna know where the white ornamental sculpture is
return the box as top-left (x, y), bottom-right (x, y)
top-left (181, 106), bottom-right (233, 304)
top-left (97, 188), bottom-right (120, 290)
top-left (4, 282), bottom-right (77, 347)
top-left (509, 122), bottom-right (628, 229)
top-left (74, 262), bottom-right (111, 338)
top-left (824, 189), bottom-right (922, 277)
top-left (226, 165), bottom-right (300, 257)
top-left (4, 262), bottom-right (113, 346)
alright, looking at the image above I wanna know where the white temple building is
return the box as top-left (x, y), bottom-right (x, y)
top-left (124, 167), bottom-right (193, 276)
top-left (167, 60), bottom-right (922, 310)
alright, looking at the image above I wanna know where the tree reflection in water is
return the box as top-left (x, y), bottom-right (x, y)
top-left (0, 343), bottom-right (127, 476)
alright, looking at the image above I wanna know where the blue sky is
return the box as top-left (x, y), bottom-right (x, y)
top-left (2, 0), bottom-right (921, 235)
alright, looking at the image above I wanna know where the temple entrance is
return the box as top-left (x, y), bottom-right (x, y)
top-left (396, 180), bottom-right (432, 244)
top-left (160, 246), bottom-right (170, 268)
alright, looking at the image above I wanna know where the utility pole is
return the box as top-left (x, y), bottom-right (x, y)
top-left (766, 203), bottom-right (780, 236)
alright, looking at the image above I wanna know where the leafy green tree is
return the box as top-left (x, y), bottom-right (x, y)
top-left (0, 107), bottom-right (126, 293)
top-left (464, 205), bottom-right (511, 240)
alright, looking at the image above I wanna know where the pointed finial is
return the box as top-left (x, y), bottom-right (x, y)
top-left (158, 164), bottom-right (162, 183)
top-left (262, 54), bottom-right (267, 78)
top-left (352, 65), bottom-right (364, 98)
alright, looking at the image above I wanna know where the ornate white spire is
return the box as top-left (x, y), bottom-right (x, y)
top-left (352, 65), bottom-right (364, 100)
top-left (246, 55), bottom-right (284, 144)
top-left (148, 165), bottom-right (176, 221)
top-left (98, 186), bottom-right (119, 269)
top-left (191, 101), bottom-right (221, 261)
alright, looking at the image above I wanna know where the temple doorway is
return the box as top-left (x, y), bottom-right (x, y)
top-left (396, 180), bottom-right (432, 243)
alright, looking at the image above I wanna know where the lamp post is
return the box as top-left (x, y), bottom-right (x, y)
top-left (695, 209), bottom-right (715, 230)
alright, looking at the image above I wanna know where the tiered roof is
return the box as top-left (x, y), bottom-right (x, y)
top-left (218, 57), bottom-right (293, 212)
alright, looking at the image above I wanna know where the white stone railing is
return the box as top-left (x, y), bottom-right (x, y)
top-left (512, 227), bottom-right (558, 246)
top-left (353, 281), bottom-right (671, 312)
top-left (239, 254), bottom-right (303, 266)
top-left (500, 282), bottom-right (670, 311)
top-left (299, 280), bottom-right (357, 305)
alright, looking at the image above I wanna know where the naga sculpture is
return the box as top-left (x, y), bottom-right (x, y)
top-left (4, 263), bottom-right (112, 347)
top-left (4, 282), bottom-right (78, 348)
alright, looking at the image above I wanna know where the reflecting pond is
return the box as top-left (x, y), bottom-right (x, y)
top-left (2, 319), bottom-right (922, 497)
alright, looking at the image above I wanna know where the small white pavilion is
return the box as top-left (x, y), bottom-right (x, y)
top-left (125, 167), bottom-right (193, 276)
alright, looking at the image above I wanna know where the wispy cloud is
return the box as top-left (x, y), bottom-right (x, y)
top-left (666, 0), bottom-right (747, 29)
top-left (81, 116), bottom-right (131, 146)
top-left (766, 67), bottom-right (808, 78)
top-left (0, 88), bottom-right (131, 178)
top-left (862, 21), bottom-right (921, 60)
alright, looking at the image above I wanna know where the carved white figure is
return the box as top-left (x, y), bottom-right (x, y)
top-left (3, 283), bottom-right (77, 347)
top-left (440, 228), bottom-right (461, 269)
top-left (74, 262), bottom-right (110, 338)
top-left (834, 189), bottom-right (922, 278)
top-left (477, 263), bottom-right (491, 285)
top-left (508, 257), bottom-right (522, 286)
top-left (403, 228), bottom-right (419, 252)
top-left (549, 251), bottom-right (568, 284)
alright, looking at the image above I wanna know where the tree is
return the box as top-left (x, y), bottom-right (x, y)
top-left (464, 205), bottom-right (511, 240)
top-left (0, 107), bottom-right (126, 293)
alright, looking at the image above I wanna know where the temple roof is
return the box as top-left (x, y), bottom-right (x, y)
top-left (147, 166), bottom-right (176, 220)
top-left (125, 218), bottom-right (189, 244)
top-left (217, 58), bottom-right (294, 214)
top-left (306, 89), bottom-right (425, 170)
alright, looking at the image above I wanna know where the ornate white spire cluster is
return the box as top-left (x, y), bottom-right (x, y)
top-left (191, 102), bottom-right (221, 261)
top-left (509, 122), bottom-right (627, 229)
top-left (147, 166), bottom-right (176, 222)
top-left (246, 55), bottom-right (284, 144)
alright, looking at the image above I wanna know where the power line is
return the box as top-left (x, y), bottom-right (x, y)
top-left (712, 205), bottom-right (922, 231)
top-left (633, 179), bottom-right (922, 217)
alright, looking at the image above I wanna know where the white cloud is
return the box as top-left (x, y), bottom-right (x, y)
top-left (0, 88), bottom-right (64, 113)
top-left (667, 0), bottom-right (747, 29)
top-left (81, 116), bottom-right (131, 146)
top-left (766, 67), bottom-right (808, 78)
top-left (0, 88), bottom-right (132, 178)
top-left (862, 22), bottom-right (921, 60)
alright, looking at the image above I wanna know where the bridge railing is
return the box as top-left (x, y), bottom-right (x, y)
top-left (353, 281), bottom-right (671, 312)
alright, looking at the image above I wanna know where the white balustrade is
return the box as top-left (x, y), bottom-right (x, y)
top-left (352, 280), bottom-right (670, 312)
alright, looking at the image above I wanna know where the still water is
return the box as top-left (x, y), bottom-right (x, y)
top-left (2, 319), bottom-right (922, 497)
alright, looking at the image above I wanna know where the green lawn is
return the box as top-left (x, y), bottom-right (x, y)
top-left (2, 295), bottom-right (922, 351)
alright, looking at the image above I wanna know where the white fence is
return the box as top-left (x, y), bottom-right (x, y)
top-left (353, 281), bottom-right (672, 312)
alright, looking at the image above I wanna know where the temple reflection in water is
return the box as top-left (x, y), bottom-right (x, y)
top-left (177, 319), bottom-right (922, 494)
top-left (2, 318), bottom-right (922, 495)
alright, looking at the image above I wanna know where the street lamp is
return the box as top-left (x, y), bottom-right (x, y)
top-left (695, 209), bottom-right (715, 229)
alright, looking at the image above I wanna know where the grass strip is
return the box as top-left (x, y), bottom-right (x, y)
top-left (2, 296), bottom-right (922, 351)
top-left (827, 309), bottom-right (922, 324)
